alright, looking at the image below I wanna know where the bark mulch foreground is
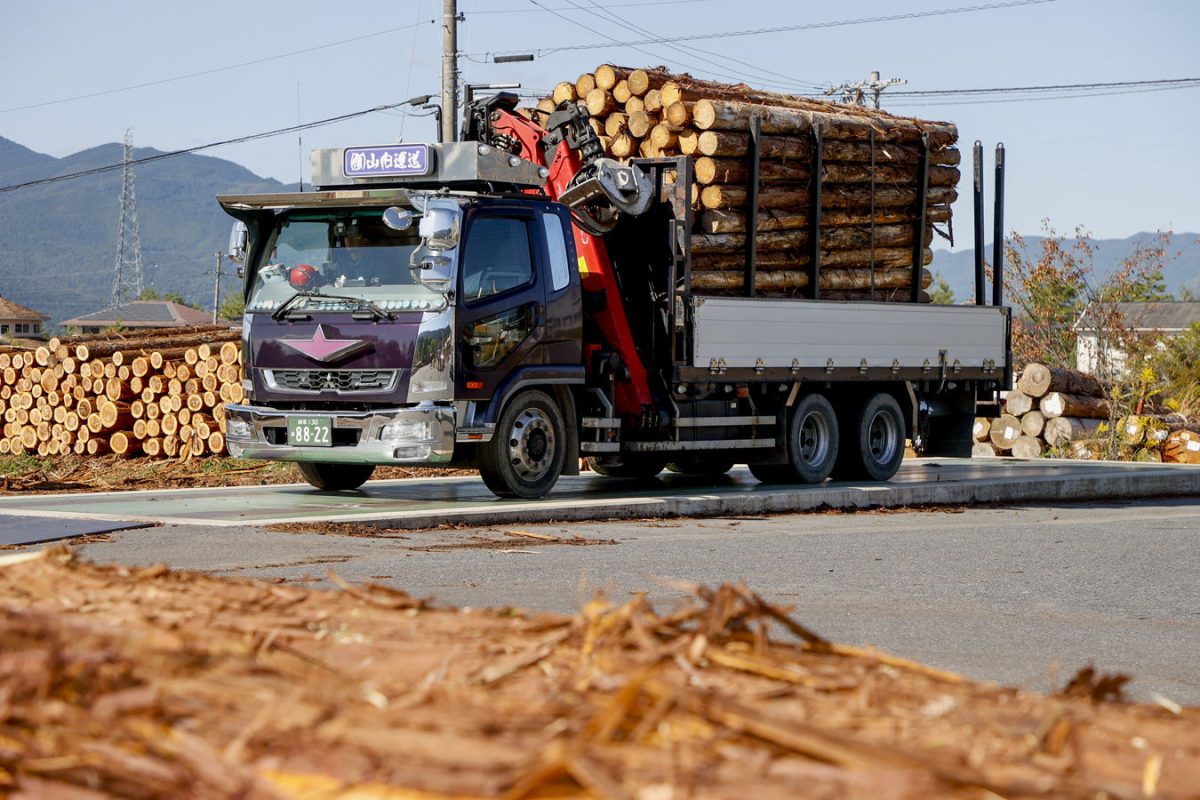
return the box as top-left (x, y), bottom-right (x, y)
top-left (0, 549), bottom-right (1195, 799)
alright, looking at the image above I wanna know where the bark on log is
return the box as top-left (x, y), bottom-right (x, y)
top-left (1043, 416), bottom-right (1103, 448)
top-left (988, 415), bottom-right (1022, 449)
top-left (1017, 363), bottom-right (1107, 399)
top-left (700, 184), bottom-right (957, 211)
top-left (1039, 392), bottom-right (1110, 420)
top-left (700, 206), bottom-right (950, 234)
top-left (1004, 390), bottom-right (1033, 417)
top-left (690, 267), bottom-right (931, 293)
top-left (687, 130), bottom-right (961, 166)
top-left (691, 247), bottom-right (933, 272)
top-left (1011, 435), bottom-right (1044, 460)
top-left (692, 224), bottom-right (930, 255)
top-left (693, 99), bottom-right (957, 146)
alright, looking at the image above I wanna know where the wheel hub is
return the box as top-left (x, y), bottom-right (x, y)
top-left (797, 411), bottom-right (830, 466)
top-left (867, 410), bottom-right (900, 465)
top-left (508, 408), bottom-right (557, 480)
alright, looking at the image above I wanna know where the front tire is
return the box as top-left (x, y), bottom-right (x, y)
top-left (478, 389), bottom-right (566, 499)
top-left (298, 462), bottom-right (376, 491)
top-left (833, 393), bottom-right (906, 481)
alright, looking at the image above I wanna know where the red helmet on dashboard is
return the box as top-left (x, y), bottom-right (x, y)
top-left (288, 263), bottom-right (319, 288)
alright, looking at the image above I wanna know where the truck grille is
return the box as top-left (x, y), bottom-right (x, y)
top-left (265, 369), bottom-right (399, 394)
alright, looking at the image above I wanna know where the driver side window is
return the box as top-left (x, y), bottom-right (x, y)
top-left (460, 217), bottom-right (534, 302)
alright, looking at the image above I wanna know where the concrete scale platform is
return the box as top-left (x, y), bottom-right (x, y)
top-left (0, 458), bottom-right (1196, 529)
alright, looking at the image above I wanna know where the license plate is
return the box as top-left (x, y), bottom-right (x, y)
top-left (287, 417), bottom-right (332, 447)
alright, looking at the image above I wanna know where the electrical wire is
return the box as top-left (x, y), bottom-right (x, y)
top-left (468, 0), bottom-right (714, 11)
top-left (886, 77), bottom-right (1200, 97)
top-left (891, 82), bottom-right (1200, 108)
top-left (0, 18), bottom-right (438, 115)
top-left (0, 102), bottom-right (426, 194)
top-left (571, 0), bottom-right (826, 91)
top-left (471, 0), bottom-right (1060, 57)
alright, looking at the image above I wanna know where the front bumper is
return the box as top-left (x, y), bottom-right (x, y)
top-left (223, 403), bottom-right (455, 464)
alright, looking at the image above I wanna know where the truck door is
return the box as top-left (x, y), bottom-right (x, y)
top-left (456, 207), bottom-right (545, 399)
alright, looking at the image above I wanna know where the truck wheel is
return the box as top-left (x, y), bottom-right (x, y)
top-left (833, 393), bottom-right (906, 481)
top-left (666, 456), bottom-right (735, 476)
top-left (786, 393), bottom-right (839, 483)
top-left (297, 462), bottom-right (376, 491)
top-left (586, 454), bottom-right (668, 478)
top-left (478, 389), bottom-right (566, 499)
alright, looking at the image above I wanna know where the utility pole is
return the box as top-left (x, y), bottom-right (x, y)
top-left (441, 0), bottom-right (461, 143)
top-left (825, 71), bottom-right (906, 110)
top-left (211, 251), bottom-right (223, 323)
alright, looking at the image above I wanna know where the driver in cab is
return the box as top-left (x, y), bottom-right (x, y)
top-left (329, 222), bottom-right (396, 286)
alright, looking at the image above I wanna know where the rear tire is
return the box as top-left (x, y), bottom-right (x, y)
top-left (666, 456), bottom-right (735, 476)
top-left (478, 389), bottom-right (566, 499)
top-left (749, 393), bottom-right (839, 484)
top-left (297, 462), bottom-right (376, 491)
top-left (833, 393), bottom-right (906, 481)
top-left (586, 454), bottom-right (668, 478)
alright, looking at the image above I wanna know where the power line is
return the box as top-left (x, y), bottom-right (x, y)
top-left (571, 0), bottom-right (826, 91)
top-left (893, 82), bottom-right (1200, 107)
top-left (0, 19), bottom-right (437, 115)
top-left (0, 102), bottom-right (424, 194)
top-left (472, 0), bottom-right (1060, 57)
top-left (469, 0), bottom-right (713, 11)
top-left (886, 77), bottom-right (1200, 97)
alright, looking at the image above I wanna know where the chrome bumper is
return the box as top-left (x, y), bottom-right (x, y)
top-left (223, 403), bottom-right (455, 465)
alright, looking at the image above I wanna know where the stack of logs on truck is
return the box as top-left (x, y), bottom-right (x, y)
top-left (973, 362), bottom-right (1200, 463)
top-left (0, 326), bottom-right (243, 458)
top-left (525, 64), bottom-right (956, 301)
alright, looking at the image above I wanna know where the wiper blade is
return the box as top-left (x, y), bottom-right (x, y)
top-left (350, 299), bottom-right (395, 321)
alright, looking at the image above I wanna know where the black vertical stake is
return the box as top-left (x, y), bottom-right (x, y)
top-left (809, 123), bottom-right (823, 300)
top-left (744, 115), bottom-right (761, 297)
top-left (911, 132), bottom-right (930, 303)
top-left (973, 141), bottom-right (986, 305)
top-left (992, 143), bottom-right (1006, 308)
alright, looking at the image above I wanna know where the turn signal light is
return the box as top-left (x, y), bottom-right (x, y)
top-left (466, 380), bottom-right (484, 390)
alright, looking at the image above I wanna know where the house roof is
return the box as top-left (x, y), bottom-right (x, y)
top-left (0, 295), bottom-right (49, 322)
top-left (1075, 301), bottom-right (1200, 332)
top-left (61, 300), bottom-right (211, 329)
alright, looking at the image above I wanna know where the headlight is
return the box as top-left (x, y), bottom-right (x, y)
top-left (381, 420), bottom-right (433, 441)
top-left (227, 419), bottom-right (252, 439)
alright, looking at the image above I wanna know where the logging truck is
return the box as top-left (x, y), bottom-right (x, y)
top-left (218, 92), bottom-right (1010, 498)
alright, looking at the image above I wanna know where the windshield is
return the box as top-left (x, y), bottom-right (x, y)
top-left (246, 208), bottom-right (445, 313)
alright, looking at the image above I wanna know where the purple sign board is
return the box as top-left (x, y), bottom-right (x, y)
top-left (343, 145), bottom-right (431, 178)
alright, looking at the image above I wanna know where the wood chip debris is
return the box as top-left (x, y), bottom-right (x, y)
top-left (0, 547), bottom-right (1196, 799)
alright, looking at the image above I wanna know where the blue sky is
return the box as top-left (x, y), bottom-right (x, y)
top-left (1, 0), bottom-right (1197, 250)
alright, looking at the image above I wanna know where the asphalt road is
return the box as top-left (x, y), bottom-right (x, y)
top-left (62, 495), bottom-right (1200, 705)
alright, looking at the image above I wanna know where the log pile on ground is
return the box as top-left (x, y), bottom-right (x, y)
top-left (0, 326), bottom-right (242, 459)
top-left (1, 547), bottom-right (1196, 798)
top-left (526, 65), bottom-right (958, 301)
top-left (972, 362), bottom-right (1200, 462)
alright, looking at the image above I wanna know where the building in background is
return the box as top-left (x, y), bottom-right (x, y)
top-left (1075, 301), bottom-right (1200, 375)
top-left (61, 300), bottom-right (211, 334)
top-left (0, 295), bottom-right (49, 340)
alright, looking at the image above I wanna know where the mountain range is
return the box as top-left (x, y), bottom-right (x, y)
top-left (0, 136), bottom-right (295, 326)
top-left (0, 134), bottom-right (1197, 328)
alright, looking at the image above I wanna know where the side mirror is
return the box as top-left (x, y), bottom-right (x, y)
top-left (382, 206), bottom-right (414, 231)
top-left (418, 206), bottom-right (460, 249)
top-left (227, 221), bottom-right (248, 263)
top-left (410, 251), bottom-right (453, 293)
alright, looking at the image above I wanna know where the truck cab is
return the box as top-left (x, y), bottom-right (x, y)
top-left (221, 142), bottom-right (589, 497)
